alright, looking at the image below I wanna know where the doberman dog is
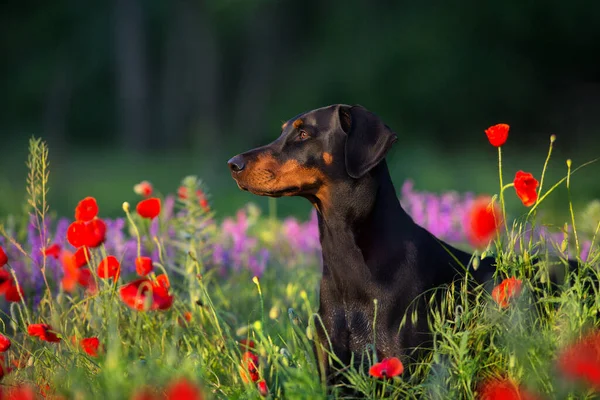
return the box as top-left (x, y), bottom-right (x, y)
top-left (227, 104), bottom-right (574, 388)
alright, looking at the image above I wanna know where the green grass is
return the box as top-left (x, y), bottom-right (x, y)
top-left (1, 136), bottom-right (600, 399)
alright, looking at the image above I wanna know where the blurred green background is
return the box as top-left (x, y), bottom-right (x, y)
top-left (2, 0), bottom-right (600, 222)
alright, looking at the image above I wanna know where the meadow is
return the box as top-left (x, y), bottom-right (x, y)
top-left (1, 127), bottom-right (600, 399)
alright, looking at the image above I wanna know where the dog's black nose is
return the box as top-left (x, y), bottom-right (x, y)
top-left (228, 155), bottom-right (246, 173)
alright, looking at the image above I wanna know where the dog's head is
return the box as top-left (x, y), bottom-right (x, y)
top-left (228, 104), bottom-right (397, 206)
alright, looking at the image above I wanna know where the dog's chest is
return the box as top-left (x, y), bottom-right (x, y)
top-left (344, 304), bottom-right (376, 351)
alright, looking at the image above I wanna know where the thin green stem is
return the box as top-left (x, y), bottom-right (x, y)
top-left (123, 203), bottom-right (142, 258)
top-left (527, 158), bottom-right (599, 218)
top-left (566, 159), bottom-right (581, 262)
top-left (498, 147), bottom-right (509, 239)
top-left (537, 135), bottom-right (556, 204)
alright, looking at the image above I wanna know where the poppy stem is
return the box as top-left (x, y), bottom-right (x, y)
top-left (497, 147), bottom-right (509, 240)
top-left (123, 203), bottom-right (142, 258)
top-left (536, 134), bottom-right (556, 205)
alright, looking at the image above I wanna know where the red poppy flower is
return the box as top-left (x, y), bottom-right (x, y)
top-left (75, 197), bottom-right (99, 222)
top-left (85, 218), bottom-right (107, 248)
top-left (491, 277), bottom-right (523, 309)
top-left (80, 337), bottom-right (100, 357)
top-left (41, 243), bottom-right (61, 259)
top-left (155, 273), bottom-right (170, 290)
top-left (2, 384), bottom-right (37, 400)
top-left (466, 196), bottom-right (503, 248)
top-left (27, 323), bottom-right (61, 343)
top-left (485, 123), bottom-right (510, 147)
top-left (240, 351), bottom-right (260, 383)
top-left (74, 246), bottom-right (90, 268)
top-left (0, 245), bottom-right (8, 268)
top-left (67, 221), bottom-right (87, 248)
top-left (557, 330), bottom-right (600, 390)
top-left (164, 378), bottom-right (204, 400)
top-left (369, 357), bottom-right (404, 379)
top-left (0, 334), bottom-right (11, 352)
top-left (0, 269), bottom-right (11, 294)
top-left (136, 198), bottom-right (161, 219)
top-left (257, 380), bottom-right (268, 397)
top-left (478, 378), bottom-right (540, 400)
top-left (135, 256), bottom-right (153, 276)
top-left (239, 339), bottom-right (255, 350)
top-left (97, 256), bottom-right (120, 280)
top-left (4, 281), bottom-right (24, 302)
top-left (119, 278), bottom-right (174, 311)
top-left (513, 171), bottom-right (539, 207)
top-left (134, 181), bottom-right (154, 197)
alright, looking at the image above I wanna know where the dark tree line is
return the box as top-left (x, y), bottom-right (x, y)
top-left (2, 0), bottom-right (600, 162)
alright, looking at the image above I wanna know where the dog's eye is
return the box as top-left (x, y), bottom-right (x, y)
top-left (298, 130), bottom-right (310, 141)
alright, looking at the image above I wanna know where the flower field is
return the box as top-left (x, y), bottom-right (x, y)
top-left (1, 130), bottom-right (600, 399)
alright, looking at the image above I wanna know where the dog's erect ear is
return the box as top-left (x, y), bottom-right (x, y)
top-left (338, 104), bottom-right (398, 179)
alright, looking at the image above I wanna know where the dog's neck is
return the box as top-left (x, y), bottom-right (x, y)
top-left (315, 161), bottom-right (420, 291)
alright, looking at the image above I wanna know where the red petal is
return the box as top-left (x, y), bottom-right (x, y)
top-left (97, 255), bottom-right (120, 279)
top-left (466, 196), bottom-right (503, 248)
top-left (257, 380), bottom-right (268, 397)
top-left (75, 197), bottom-right (99, 222)
top-left (135, 256), bottom-right (153, 276)
top-left (557, 330), bottom-right (600, 390)
top-left (80, 337), bottom-right (100, 357)
top-left (67, 221), bottom-right (88, 248)
top-left (74, 247), bottom-right (91, 268)
top-left (155, 274), bottom-right (170, 290)
top-left (134, 181), bottom-right (154, 197)
top-left (382, 357), bottom-right (404, 377)
top-left (513, 171), bottom-right (539, 207)
top-left (0, 269), bottom-right (11, 294)
top-left (0, 334), bottom-right (11, 352)
top-left (27, 323), bottom-right (61, 343)
top-left (0, 245), bottom-right (7, 268)
top-left (239, 339), bottom-right (255, 350)
top-left (164, 378), bottom-right (203, 400)
top-left (369, 362), bottom-right (385, 378)
top-left (485, 123), bottom-right (510, 147)
top-left (492, 277), bottom-right (523, 308)
top-left (4, 281), bottom-right (24, 302)
top-left (42, 243), bottom-right (62, 259)
top-left (136, 198), bottom-right (161, 219)
top-left (85, 218), bottom-right (107, 248)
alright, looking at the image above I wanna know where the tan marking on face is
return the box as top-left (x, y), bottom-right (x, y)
top-left (281, 121), bottom-right (288, 130)
top-left (235, 153), bottom-right (332, 214)
top-left (322, 152), bottom-right (333, 165)
top-left (293, 119), bottom-right (303, 129)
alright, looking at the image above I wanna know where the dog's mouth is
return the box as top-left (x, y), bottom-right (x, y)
top-left (236, 182), bottom-right (301, 197)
